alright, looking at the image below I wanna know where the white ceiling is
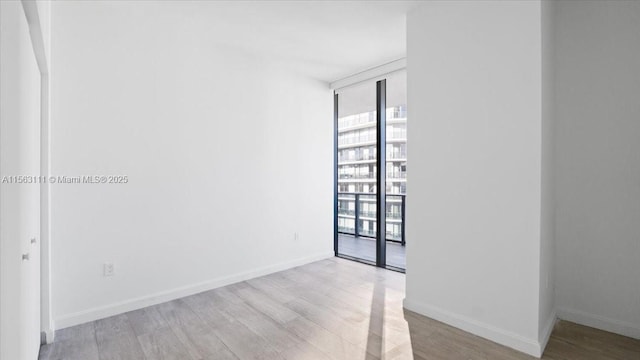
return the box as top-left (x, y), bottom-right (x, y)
top-left (152, 0), bottom-right (414, 82)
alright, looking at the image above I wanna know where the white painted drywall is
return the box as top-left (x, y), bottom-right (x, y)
top-left (539, 0), bottom-right (557, 349)
top-left (50, 1), bottom-right (333, 328)
top-left (39, 2), bottom-right (54, 340)
top-left (554, 0), bottom-right (640, 339)
top-left (26, 0), bottom-right (56, 343)
top-left (405, 1), bottom-right (546, 356)
top-left (1, 1), bottom-right (43, 358)
top-left (35, 0), bottom-right (51, 64)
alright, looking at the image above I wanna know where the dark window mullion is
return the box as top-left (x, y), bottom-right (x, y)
top-left (376, 80), bottom-right (387, 267)
top-left (333, 92), bottom-right (339, 256)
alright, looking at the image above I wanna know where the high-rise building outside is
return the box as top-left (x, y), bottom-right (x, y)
top-left (337, 104), bottom-right (407, 242)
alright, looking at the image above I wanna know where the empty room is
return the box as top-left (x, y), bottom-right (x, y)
top-left (1, 0), bottom-right (639, 359)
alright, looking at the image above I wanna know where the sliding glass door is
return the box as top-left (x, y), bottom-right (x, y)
top-left (335, 81), bottom-right (378, 264)
top-left (384, 71), bottom-right (407, 270)
top-left (334, 70), bottom-right (407, 271)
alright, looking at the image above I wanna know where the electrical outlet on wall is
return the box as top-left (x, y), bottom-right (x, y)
top-left (103, 263), bottom-right (114, 276)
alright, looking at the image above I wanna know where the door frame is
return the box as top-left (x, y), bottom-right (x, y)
top-left (21, 0), bottom-right (54, 344)
top-left (333, 78), bottom-right (399, 271)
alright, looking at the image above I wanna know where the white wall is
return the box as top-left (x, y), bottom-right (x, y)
top-left (1, 1), bottom-right (43, 358)
top-left (405, 1), bottom-right (547, 356)
top-left (539, 0), bottom-right (557, 348)
top-left (554, 0), bottom-right (640, 339)
top-left (35, 0), bottom-right (51, 62)
top-left (51, 1), bottom-right (333, 328)
top-left (30, 0), bottom-right (55, 342)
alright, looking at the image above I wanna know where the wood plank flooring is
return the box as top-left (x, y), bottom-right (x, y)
top-left (39, 257), bottom-right (640, 360)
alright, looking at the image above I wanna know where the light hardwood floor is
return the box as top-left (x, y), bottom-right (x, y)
top-left (39, 257), bottom-right (640, 360)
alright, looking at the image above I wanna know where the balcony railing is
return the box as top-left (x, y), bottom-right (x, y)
top-left (338, 154), bottom-right (377, 163)
top-left (387, 152), bottom-right (407, 160)
top-left (338, 173), bottom-right (407, 181)
top-left (338, 112), bottom-right (376, 129)
top-left (338, 133), bottom-right (377, 146)
top-left (337, 192), bottom-right (406, 245)
top-left (387, 130), bottom-right (407, 140)
top-left (339, 152), bottom-right (405, 163)
top-left (338, 173), bottom-right (375, 180)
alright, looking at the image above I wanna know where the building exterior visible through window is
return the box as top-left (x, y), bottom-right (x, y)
top-left (337, 104), bottom-right (407, 241)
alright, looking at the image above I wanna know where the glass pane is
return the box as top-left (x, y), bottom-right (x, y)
top-left (336, 80), bottom-right (377, 264)
top-left (385, 70), bottom-right (407, 270)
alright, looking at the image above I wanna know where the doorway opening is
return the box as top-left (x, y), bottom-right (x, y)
top-left (333, 70), bottom-right (407, 271)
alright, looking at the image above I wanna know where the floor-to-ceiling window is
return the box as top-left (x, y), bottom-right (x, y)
top-left (384, 70), bottom-right (407, 270)
top-left (334, 70), bottom-right (406, 271)
top-left (335, 80), bottom-right (378, 264)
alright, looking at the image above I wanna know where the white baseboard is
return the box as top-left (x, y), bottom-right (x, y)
top-left (539, 310), bottom-right (557, 356)
top-left (403, 298), bottom-right (544, 358)
top-left (54, 252), bottom-right (334, 330)
top-left (43, 328), bottom-right (55, 344)
top-left (556, 307), bottom-right (640, 340)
